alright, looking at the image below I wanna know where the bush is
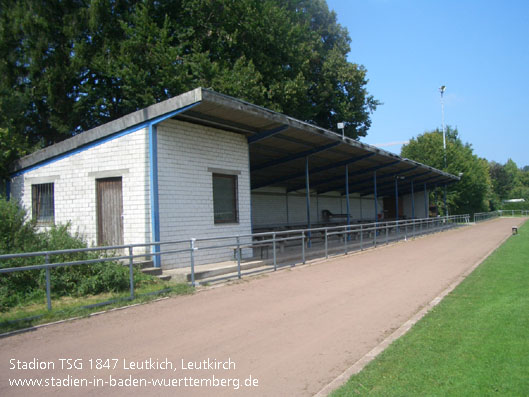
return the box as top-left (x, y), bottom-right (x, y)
top-left (0, 197), bottom-right (154, 311)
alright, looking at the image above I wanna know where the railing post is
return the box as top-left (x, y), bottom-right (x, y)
top-left (374, 224), bottom-right (377, 247)
top-left (300, 231), bottom-right (305, 266)
top-left (360, 224), bottom-right (363, 251)
top-left (190, 238), bottom-right (196, 287)
top-left (344, 226), bottom-right (348, 254)
top-left (324, 228), bottom-right (328, 259)
top-left (45, 254), bottom-right (51, 311)
top-left (236, 236), bottom-right (241, 279)
top-left (129, 246), bottom-right (134, 300)
top-left (273, 233), bottom-right (277, 271)
top-left (385, 223), bottom-right (389, 245)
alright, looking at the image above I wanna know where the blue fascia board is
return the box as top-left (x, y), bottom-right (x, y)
top-left (10, 124), bottom-right (147, 177)
top-left (247, 125), bottom-right (289, 144)
top-left (10, 102), bottom-right (201, 178)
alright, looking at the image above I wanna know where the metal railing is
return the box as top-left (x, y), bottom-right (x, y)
top-left (474, 210), bottom-right (529, 222)
top-left (0, 214), bottom-right (470, 311)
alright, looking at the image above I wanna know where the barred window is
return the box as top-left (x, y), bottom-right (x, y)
top-left (32, 183), bottom-right (55, 225)
top-left (212, 174), bottom-right (238, 224)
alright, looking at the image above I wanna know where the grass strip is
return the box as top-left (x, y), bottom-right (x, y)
top-left (0, 282), bottom-right (193, 335)
top-left (332, 221), bottom-right (529, 396)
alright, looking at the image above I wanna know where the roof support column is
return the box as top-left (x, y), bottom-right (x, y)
top-left (305, 156), bottom-right (311, 247)
top-left (434, 184), bottom-right (438, 215)
top-left (345, 164), bottom-right (350, 226)
top-left (248, 145), bottom-right (254, 233)
top-left (373, 171), bottom-right (378, 224)
top-left (411, 179), bottom-right (415, 219)
top-left (395, 178), bottom-right (399, 221)
top-left (424, 183), bottom-right (428, 218)
top-left (444, 184), bottom-right (448, 216)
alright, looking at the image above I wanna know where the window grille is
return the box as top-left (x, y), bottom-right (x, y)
top-left (32, 183), bottom-right (55, 225)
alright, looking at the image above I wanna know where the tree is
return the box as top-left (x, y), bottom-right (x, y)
top-left (0, 127), bottom-right (31, 182)
top-left (0, 0), bottom-right (379, 157)
top-left (401, 127), bottom-right (491, 215)
top-left (489, 161), bottom-right (511, 201)
top-left (488, 159), bottom-right (529, 209)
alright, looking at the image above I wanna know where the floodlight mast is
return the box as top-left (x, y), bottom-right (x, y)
top-left (439, 85), bottom-right (446, 168)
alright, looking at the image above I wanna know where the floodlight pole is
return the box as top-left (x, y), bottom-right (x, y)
top-left (440, 85), bottom-right (446, 168)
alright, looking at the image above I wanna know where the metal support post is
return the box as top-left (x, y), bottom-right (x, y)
top-left (236, 236), bottom-right (241, 279)
top-left (411, 179), bottom-right (415, 219)
top-left (190, 239), bottom-right (196, 287)
top-left (344, 227), bottom-right (348, 254)
top-left (444, 184), bottom-right (448, 216)
top-left (424, 182), bottom-right (428, 218)
top-left (300, 231), bottom-right (305, 265)
top-left (345, 164), bottom-right (351, 241)
top-left (360, 224), bottom-right (363, 250)
top-left (373, 171), bottom-right (378, 224)
top-left (324, 228), bottom-right (328, 259)
top-left (45, 254), bottom-right (51, 311)
top-left (272, 233), bottom-right (277, 271)
top-left (395, 178), bottom-right (399, 232)
top-left (305, 157), bottom-right (311, 248)
top-left (129, 246), bottom-right (134, 300)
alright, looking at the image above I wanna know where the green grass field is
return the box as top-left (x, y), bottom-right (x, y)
top-left (332, 221), bottom-right (529, 396)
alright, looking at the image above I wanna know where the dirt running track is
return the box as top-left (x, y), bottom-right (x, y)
top-left (1, 218), bottom-right (525, 397)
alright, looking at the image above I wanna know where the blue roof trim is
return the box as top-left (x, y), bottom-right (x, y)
top-left (10, 102), bottom-right (202, 178)
top-left (11, 124), bottom-right (146, 177)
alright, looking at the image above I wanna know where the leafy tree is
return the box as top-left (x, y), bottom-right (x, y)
top-left (489, 161), bottom-right (511, 201)
top-left (0, 127), bottom-right (31, 181)
top-left (0, 0), bottom-right (379, 158)
top-left (488, 159), bottom-right (529, 209)
top-left (401, 127), bottom-right (491, 215)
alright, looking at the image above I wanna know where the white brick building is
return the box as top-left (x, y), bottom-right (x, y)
top-left (8, 88), bottom-right (458, 269)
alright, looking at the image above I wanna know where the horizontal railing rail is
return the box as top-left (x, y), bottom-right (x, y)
top-left (1, 214), bottom-right (471, 311)
top-left (474, 210), bottom-right (529, 222)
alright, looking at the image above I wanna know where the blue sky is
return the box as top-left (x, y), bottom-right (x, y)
top-left (326, 0), bottom-right (529, 167)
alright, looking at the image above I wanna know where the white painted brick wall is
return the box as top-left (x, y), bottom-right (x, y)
top-left (251, 188), bottom-right (385, 227)
top-left (402, 191), bottom-right (429, 219)
top-left (10, 128), bottom-right (151, 248)
top-left (157, 120), bottom-right (252, 268)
